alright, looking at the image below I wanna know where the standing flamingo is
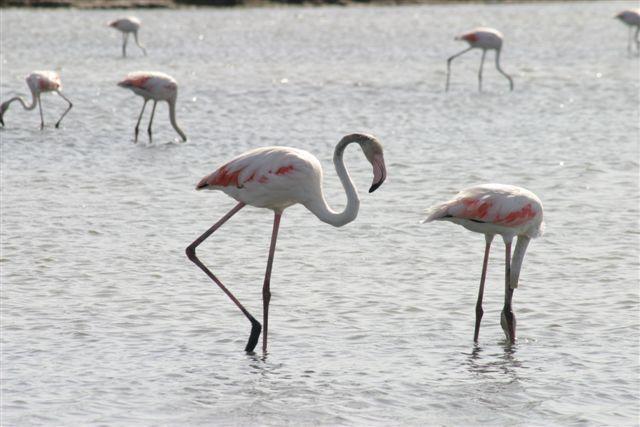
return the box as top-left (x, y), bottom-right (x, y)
top-left (117, 71), bottom-right (187, 142)
top-left (445, 27), bottom-right (514, 92)
top-left (615, 9), bottom-right (640, 55)
top-left (0, 71), bottom-right (73, 129)
top-left (423, 184), bottom-right (544, 344)
top-left (108, 16), bottom-right (147, 57)
top-left (186, 133), bottom-right (387, 353)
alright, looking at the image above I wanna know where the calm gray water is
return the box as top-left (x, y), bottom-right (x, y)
top-left (1, 1), bottom-right (639, 425)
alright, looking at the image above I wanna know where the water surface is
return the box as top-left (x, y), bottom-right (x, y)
top-left (1, 1), bottom-right (639, 425)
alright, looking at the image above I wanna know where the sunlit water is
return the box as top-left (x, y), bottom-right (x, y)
top-left (1, 1), bottom-right (639, 425)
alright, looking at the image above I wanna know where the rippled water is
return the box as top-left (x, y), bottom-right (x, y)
top-left (1, 1), bottom-right (639, 425)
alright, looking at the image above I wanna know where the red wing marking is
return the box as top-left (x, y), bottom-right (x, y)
top-left (126, 76), bottom-right (151, 88)
top-left (460, 198), bottom-right (491, 219)
top-left (199, 165), bottom-right (242, 188)
top-left (275, 165), bottom-right (295, 175)
top-left (496, 204), bottom-right (537, 226)
top-left (462, 33), bottom-right (478, 42)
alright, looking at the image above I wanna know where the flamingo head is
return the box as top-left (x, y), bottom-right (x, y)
top-left (357, 134), bottom-right (386, 193)
top-left (0, 100), bottom-right (10, 127)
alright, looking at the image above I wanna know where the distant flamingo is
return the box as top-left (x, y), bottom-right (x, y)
top-left (186, 133), bottom-right (387, 353)
top-left (0, 71), bottom-right (73, 129)
top-left (108, 16), bottom-right (147, 57)
top-left (423, 184), bottom-right (544, 344)
top-left (615, 9), bottom-right (640, 55)
top-left (117, 71), bottom-right (186, 142)
top-left (446, 27), bottom-right (514, 92)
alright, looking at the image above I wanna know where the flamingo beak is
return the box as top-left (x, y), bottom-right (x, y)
top-left (369, 153), bottom-right (386, 193)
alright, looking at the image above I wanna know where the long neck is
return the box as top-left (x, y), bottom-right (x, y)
top-left (7, 88), bottom-right (38, 111)
top-left (305, 136), bottom-right (360, 227)
top-left (509, 235), bottom-right (530, 289)
top-left (495, 49), bottom-right (514, 91)
top-left (168, 98), bottom-right (186, 141)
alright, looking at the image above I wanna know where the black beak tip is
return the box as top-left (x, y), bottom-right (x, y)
top-left (369, 181), bottom-right (383, 193)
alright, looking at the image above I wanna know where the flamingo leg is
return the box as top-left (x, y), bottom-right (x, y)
top-left (262, 212), bottom-right (282, 352)
top-left (500, 241), bottom-right (516, 343)
top-left (445, 46), bottom-right (473, 92)
top-left (186, 202), bottom-right (263, 353)
top-left (478, 49), bottom-right (487, 92)
top-left (495, 49), bottom-right (514, 91)
top-left (147, 100), bottom-right (157, 142)
top-left (634, 26), bottom-right (640, 56)
top-left (54, 91), bottom-right (73, 129)
top-left (122, 33), bottom-right (129, 57)
top-left (37, 93), bottom-right (44, 130)
top-left (474, 235), bottom-right (493, 342)
top-left (134, 99), bottom-right (148, 142)
top-left (134, 30), bottom-right (147, 56)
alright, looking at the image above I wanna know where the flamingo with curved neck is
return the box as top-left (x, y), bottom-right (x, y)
top-left (446, 27), bottom-right (514, 92)
top-left (0, 71), bottom-right (73, 129)
top-left (117, 71), bottom-right (186, 142)
top-left (186, 133), bottom-right (387, 353)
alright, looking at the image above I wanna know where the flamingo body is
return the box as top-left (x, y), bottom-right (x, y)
top-left (425, 184), bottom-right (544, 241)
top-left (425, 184), bottom-right (544, 343)
top-left (108, 16), bottom-right (147, 57)
top-left (615, 9), bottom-right (640, 54)
top-left (117, 71), bottom-right (186, 142)
top-left (457, 27), bottom-right (504, 50)
top-left (0, 71), bottom-right (73, 129)
top-left (445, 27), bottom-right (514, 92)
top-left (197, 146), bottom-right (324, 211)
top-left (187, 134), bottom-right (387, 353)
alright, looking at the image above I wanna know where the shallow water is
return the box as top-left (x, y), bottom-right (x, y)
top-left (1, 1), bottom-right (639, 425)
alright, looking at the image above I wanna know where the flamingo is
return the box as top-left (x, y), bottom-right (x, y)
top-left (423, 184), bottom-right (544, 344)
top-left (615, 9), bottom-right (640, 55)
top-left (445, 27), bottom-right (514, 92)
top-left (0, 71), bottom-right (73, 129)
top-left (186, 133), bottom-right (387, 353)
top-left (108, 16), bottom-right (147, 57)
top-left (117, 71), bottom-right (187, 142)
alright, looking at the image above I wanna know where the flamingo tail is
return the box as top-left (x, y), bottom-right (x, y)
top-left (421, 201), bottom-right (453, 223)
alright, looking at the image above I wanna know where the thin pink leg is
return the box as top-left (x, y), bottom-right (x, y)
top-left (474, 237), bottom-right (492, 342)
top-left (262, 212), bottom-right (282, 353)
top-left (186, 202), bottom-right (263, 352)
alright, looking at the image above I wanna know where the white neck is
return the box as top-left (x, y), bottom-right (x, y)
top-left (6, 88), bottom-right (38, 111)
top-left (168, 98), bottom-right (186, 141)
top-left (304, 135), bottom-right (362, 227)
top-left (510, 235), bottom-right (530, 289)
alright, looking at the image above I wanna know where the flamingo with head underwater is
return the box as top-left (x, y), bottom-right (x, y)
top-left (423, 184), bottom-right (544, 344)
top-left (446, 27), bottom-right (514, 92)
top-left (108, 16), bottom-right (147, 57)
top-left (0, 71), bottom-right (73, 129)
top-left (615, 9), bottom-right (640, 55)
top-left (186, 133), bottom-right (387, 353)
top-left (117, 71), bottom-right (187, 142)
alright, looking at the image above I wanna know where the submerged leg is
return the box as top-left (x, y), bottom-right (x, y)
top-left (134, 99), bottom-right (148, 142)
top-left (478, 49), bottom-right (487, 92)
top-left (185, 202), bottom-right (263, 353)
top-left (500, 241), bottom-right (516, 343)
top-left (147, 101), bottom-right (157, 142)
top-left (54, 91), bottom-right (73, 128)
top-left (37, 94), bottom-right (44, 130)
top-left (445, 47), bottom-right (473, 92)
top-left (262, 212), bottom-right (282, 353)
top-left (474, 234), bottom-right (493, 342)
top-left (634, 27), bottom-right (640, 56)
